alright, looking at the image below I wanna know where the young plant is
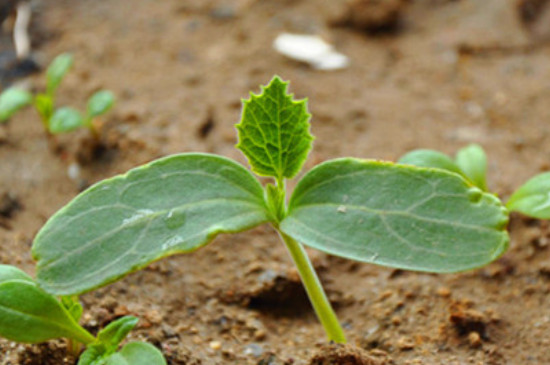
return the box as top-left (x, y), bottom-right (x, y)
top-left (31, 77), bottom-right (509, 343)
top-left (399, 144), bottom-right (550, 220)
top-left (0, 53), bottom-right (115, 136)
top-left (0, 264), bottom-right (166, 364)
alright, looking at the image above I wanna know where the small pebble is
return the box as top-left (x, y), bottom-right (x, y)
top-left (243, 343), bottom-right (264, 357)
top-left (209, 341), bottom-right (222, 350)
top-left (468, 331), bottom-right (482, 348)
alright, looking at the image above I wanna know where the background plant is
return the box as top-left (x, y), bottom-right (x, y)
top-left (399, 144), bottom-right (550, 219)
top-left (0, 53), bottom-right (115, 136)
top-left (31, 76), bottom-right (508, 343)
top-left (0, 264), bottom-right (166, 364)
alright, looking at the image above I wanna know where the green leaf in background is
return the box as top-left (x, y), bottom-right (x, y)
top-left (34, 93), bottom-right (54, 123)
top-left (46, 53), bottom-right (74, 95)
top-left (236, 76), bottom-right (313, 181)
top-left (87, 90), bottom-right (115, 119)
top-left (49, 107), bottom-right (85, 134)
top-left (105, 342), bottom-right (166, 365)
top-left (33, 153), bottom-right (270, 295)
top-left (97, 316), bottom-right (138, 351)
top-left (398, 149), bottom-right (463, 176)
top-left (455, 144), bottom-right (488, 191)
top-left (506, 172), bottom-right (550, 219)
top-left (0, 279), bottom-right (95, 344)
top-left (0, 265), bottom-right (33, 283)
top-left (280, 158), bottom-right (509, 273)
top-left (0, 88), bottom-right (33, 122)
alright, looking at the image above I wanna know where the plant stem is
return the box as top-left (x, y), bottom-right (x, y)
top-left (278, 231), bottom-right (346, 343)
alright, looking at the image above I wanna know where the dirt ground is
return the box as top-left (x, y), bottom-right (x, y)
top-left (1, 0), bottom-right (550, 363)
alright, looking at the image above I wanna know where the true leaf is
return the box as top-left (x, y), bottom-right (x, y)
top-left (46, 53), bottom-right (73, 95)
top-left (236, 76), bottom-right (313, 181)
top-left (87, 90), bottom-right (115, 119)
top-left (106, 342), bottom-right (166, 365)
top-left (280, 158), bottom-right (509, 273)
top-left (97, 316), bottom-right (138, 351)
top-left (506, 172), bottom-right (550, 219)
top-left (0, 88), bottom-right (33, 122)
top-left (77, 344), bottom-right (105, 365)
top-left (33, 153), bottom-right (269, 295)
top-left (0, 280), bottom-right (94, 344)
top-left (455, 144), bottom-right (488, 191)
top-left (61, 296), bottom-right (84, 322)
top-left (35, 93), bottom-right (54, 123)
top-left (49, 107), bottom-right (85, 134)
top-left (398, 149), bottom-right (463, 176)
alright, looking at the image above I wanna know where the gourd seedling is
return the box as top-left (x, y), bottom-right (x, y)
top-left (31, 76), bottom-right (509, 343)
top-left (0, 265), bottom-right (166, 365)
top-left (399, 144), bottom-right (550, 220)
top-left (0, 53), bottom-right (115, 137)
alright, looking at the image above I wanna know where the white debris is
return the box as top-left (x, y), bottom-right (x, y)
top-left (273, 33), bottom-right (349, 70)
top-left (67, 162), bottom-right (81, 181)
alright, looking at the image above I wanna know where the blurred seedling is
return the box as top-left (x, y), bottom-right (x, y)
top-left (399, 144), bottom-right (550, 220)
top-left (30, 77), bottom-right (508, 343)
top-left (0, 53), bottom-right (114, 137)
top-left (0, 264), bottom-right (166, 365)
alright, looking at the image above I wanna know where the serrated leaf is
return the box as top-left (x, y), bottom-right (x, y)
top-left (0, 88), bottom-right (33, 122)
top-left (0, 280), bottom-right (94, 343)
top-left (506, 172), bottom-right (550, 219)
top-left (280, 158), bottom-right (509, 273)
top-left (47, 53), bottom-right (73, 94)
top-left (49, 107), bottom-right (85, 134)
top-left (87, 90), bottom-right (115, 119)
top-left (398, 149), bottom-right (463, 176)
top-left (106, 342), bottom-right (166, 365)
top-left (98, 316), bottom-right (138, 351)
top-left (0, 265), bottom-right (33, 284)
top-left (33, 153), bottom-right (269, 295)
top-left (236, 76), bottom-right (313, 181)
top-left (455, 144), bottom-right (488, 191)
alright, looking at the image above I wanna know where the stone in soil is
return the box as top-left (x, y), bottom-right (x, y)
top-left (330, 0), bottom-right (407, 34)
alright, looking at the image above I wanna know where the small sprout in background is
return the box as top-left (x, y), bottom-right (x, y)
top-left (0, 264), bottom-right (166, 364)
top-left (31, 76), bottom-right (508, 344)
top-left (0, 53), bottom-right (115, 138)
top-left (399, 144), bottom-right (550, 219)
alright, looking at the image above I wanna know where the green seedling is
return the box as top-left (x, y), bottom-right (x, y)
top-left (0, 265), bottom-right (166, 364)
top-left (399, 144), bottom-right (550, 220)
top-left (31, 77), bottom-right (508, 343)
top-left (0, 53), bottom-right (115, 136)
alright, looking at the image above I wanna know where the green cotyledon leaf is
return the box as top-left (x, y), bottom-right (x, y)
top-left (105, 342), bottom-right (166, 365)
top-left (398, 149), bottom-right (463, 176)
top-left (236, 76), bottom-right (313, 181)
top-left (280, 158), bottom-right (509, 273)
top-left (506, 172), bottom-right (550, 219)
top-left (32, 153), bottom-right (270, 295)
top-left (0, 268), bottom-right (95, 344)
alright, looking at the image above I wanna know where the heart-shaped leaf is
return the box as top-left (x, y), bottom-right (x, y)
top-left (33, 153), bottom-right (269, 295)
top-left (280, 158), bottom-right (509, 273)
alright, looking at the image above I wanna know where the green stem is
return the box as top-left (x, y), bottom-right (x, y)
top-left (278, 231), bottom-right (346, 343)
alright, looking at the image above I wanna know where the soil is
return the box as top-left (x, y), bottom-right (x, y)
top-left (1, 0), bottom-right (550, 364)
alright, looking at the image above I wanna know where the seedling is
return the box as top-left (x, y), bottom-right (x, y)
top-left (0, 264), bottom-right (166, 364)
top-left (31, 77), bottom-right (508, 343)
top-left (0, 53), bottom-right (115, 137)
top-left (399, 144), bottom-right (550, 220)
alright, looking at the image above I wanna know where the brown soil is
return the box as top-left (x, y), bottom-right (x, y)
top-left (1, 0), bottom-right (550, 364)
